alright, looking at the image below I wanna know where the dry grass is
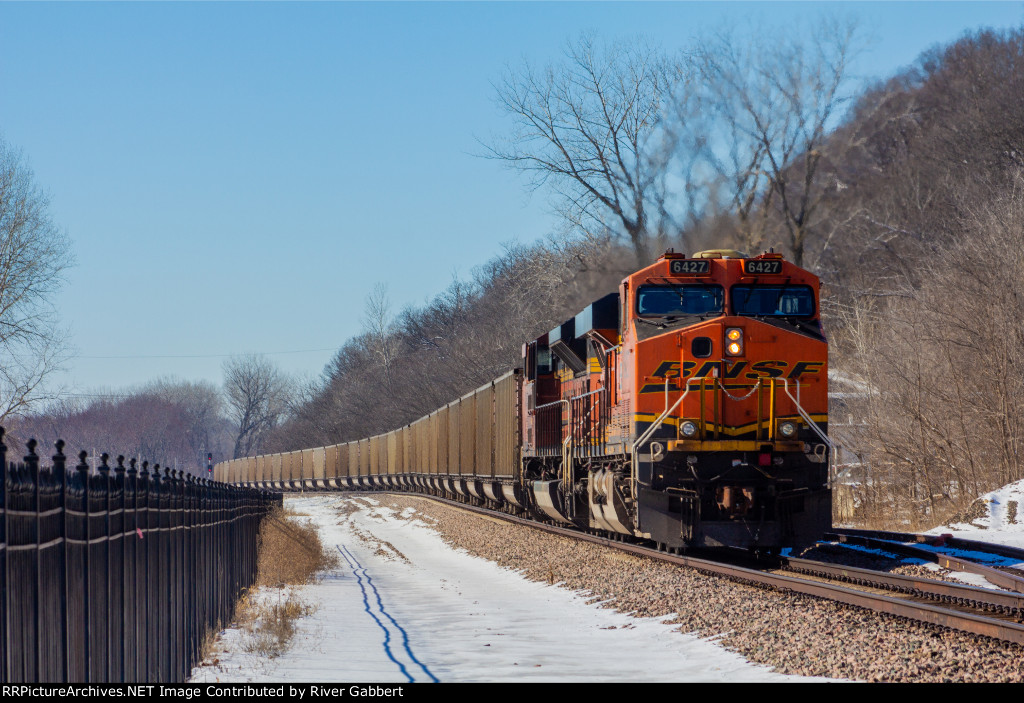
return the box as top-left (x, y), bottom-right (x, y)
top-left (198, 628), bottom-right (220, 668)
top-left (235, 588), bottom-right (316, 657)
top-left (256, 508), bottom-right (339, 587)
top-left (216, 508), bottom-right (340, 660)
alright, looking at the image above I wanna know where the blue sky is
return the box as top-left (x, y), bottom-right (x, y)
top-left (1, 1), bottom-right (1022, 395)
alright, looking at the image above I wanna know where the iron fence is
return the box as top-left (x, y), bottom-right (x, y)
top-left (0, 429), bottom-right (281, 683)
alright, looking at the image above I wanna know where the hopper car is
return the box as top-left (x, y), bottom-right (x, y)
top-left (216, 249), bottom-right (833, 551)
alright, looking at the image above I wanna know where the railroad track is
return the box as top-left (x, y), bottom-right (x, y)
top-left (782, 557), bottom-right (1024, 616)
top-left (823, 528), bottom-right (1024, 594)
top-left (832, 528), bottom-right (1024, 563)
top-left (341, 491), bottom-right (1024, 648)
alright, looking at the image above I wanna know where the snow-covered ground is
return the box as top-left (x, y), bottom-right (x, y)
top-left (928, 478), bottom-right (1024, 547)
top-left (190, 494), bottom-right (834, 683)
top-left (819, 479), bottom-right (1024, 591)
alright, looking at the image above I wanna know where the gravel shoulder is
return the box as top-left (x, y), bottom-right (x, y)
top-left (384, 494), bottom-right (1024, 683)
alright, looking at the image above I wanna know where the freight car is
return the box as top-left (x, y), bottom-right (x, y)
top-left (217, 249), bottom-right (833, 551)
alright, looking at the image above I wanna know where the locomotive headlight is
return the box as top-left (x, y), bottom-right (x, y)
top-left (681, 421), bottom-right (699, 438)
top-left (779, 421), bottom-right (798, 438)
top-left (725, 328), bottom-right (744, 356)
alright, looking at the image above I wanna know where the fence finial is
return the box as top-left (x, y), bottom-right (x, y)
top-left (115, 455), bottom-right (126, 474)
top-left (128, 457), bottom-right (138, 476)
top-left (52, 440), bottom-right (66, 479)
top-left (77, 450), bottom-right (89, 474)
top-left (25, 438), bottom-right (38, 467)
top-left (141, 460), bottom-right (150, 477)
top-left (98, 453), bottom-right (110, 475)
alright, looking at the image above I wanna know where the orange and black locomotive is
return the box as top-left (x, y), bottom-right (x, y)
top-left (522, 249), bottom-right (831, 550)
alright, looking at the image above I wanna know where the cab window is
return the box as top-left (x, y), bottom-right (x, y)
top-left (731, 285), bottom-right (815, 317)
top-left (636, 285), bottom-right (724, 316)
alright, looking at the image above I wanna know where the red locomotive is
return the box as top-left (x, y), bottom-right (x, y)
top-left (522, 249), bottom-right (831, 550)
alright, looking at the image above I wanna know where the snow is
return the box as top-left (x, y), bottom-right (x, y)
top-left (190, 494), bottom-right (836, 683)
top-left (818, 478), bottom-right (1024, 591)
top-left (927, 478), bottom-right (1024, 550)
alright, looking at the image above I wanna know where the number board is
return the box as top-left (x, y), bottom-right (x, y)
top-left (744, 259), bottom-right (783, 275)
top-left (669, 259), bottom-right (710, 275)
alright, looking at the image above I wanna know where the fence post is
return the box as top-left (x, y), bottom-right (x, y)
top-left (97, 453), bottom-right (111, 682)
top-left (170, 468), bottom-right (182, 681)
top-left (76, 451), bottom-right (90, 683)
top-left (154, 464), bottom-right (168, 682)
top-left (141, 461), bottom-right (154, 683)
top-left (53, 441), bottom-right (67, 683)
top-left (114, 456), bottom-right (126, 682)
top-left (1, 428), bottom-right (8, 684)
top-left (24, 440), bottom-right (40, 684)
top-left (183, 473), bottom-right (193, 673)
top-left (126, 458), bottom-right (139, 683)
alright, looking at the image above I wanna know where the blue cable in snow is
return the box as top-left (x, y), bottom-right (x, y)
top-left (339, 544), bottom-right (440, 683)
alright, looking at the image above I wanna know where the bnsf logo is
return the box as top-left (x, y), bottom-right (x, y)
top-left (650, 360), bottom-right (823, 380)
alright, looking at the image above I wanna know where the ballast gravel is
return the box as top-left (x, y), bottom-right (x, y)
top-left (372, 495), bottom-right (1024, 683)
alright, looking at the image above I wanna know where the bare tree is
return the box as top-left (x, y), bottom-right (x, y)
top-left (146, 377), bottom-right (233, 466)
top-left (11, 391), bottom-right (193, 472)
top-left (487, 34), bottom-right (676, 265)
top-left (362, 283), bottom-right (399, 394)
top-left (223, 354), bottom-right (292, 459)
top-left (688, 17), bottom-right (863, 265)
top-left (835, 174), bottom-right (1024, 527)
top-left (0, 138), bottom-right (72, 421)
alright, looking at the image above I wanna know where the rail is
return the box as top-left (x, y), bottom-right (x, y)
top-left (780, 377), bottom-right (838, 484)
top-left (394, 491), bottom-right (1024, 648)
top-left (629, 377), bottom-right (703, 502)
top-left (824, 530), bottom-right (1024, 594)
top-left (534, 398), bottom-right (568, 458)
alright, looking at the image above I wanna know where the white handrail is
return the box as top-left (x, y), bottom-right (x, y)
top-left (629, 377), bottom-right (705, 503)
top-left (780, 377), bottom-right (838, 486)
top-left (779, 378), bottom-right (833, 450)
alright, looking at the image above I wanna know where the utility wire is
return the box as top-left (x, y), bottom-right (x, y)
top-left (76, 347), bottom-right (338, 360)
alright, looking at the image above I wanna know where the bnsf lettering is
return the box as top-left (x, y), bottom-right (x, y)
top-left (651, 361), bottom-right (698, 378)
top-left (651, 361), bottom-right (680, 378)
top-left (723, 361), bottom-right (747, 379)
top-left (787, 361), bottom-right (825, 379)
top-left (692, 361), bottom-right (721, 378)
top-left (644, 359), bottom-right (823, 389)
top-left (747, 360), bottom-right (787, 379)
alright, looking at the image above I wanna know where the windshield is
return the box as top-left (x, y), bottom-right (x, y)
top-left (636, 285), bottom-right (724, 317)
top-left (731, 285), bottom-right (815, 317)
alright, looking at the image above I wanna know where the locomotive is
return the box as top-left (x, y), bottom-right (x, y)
top-left (217, 249), bottom-right (832, 551)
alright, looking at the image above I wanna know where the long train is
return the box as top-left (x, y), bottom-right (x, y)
top-left (217, 249), bottom-right (833, 551)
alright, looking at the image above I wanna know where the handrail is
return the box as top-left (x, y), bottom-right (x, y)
top-left (779, 378), bottom-right (834, 449)
top-left (536, 390), bottom-right (602, 511)
top-left (629, 377), bottom-right (704, 504)
top-left (535, 398), bottom-right (571, 496)
top-left (566, 388), bottom-right (607, 497)
top-left (569, 388), bottom-right (606, 400)
top-left (780, 377), bottom-right (838, 486)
